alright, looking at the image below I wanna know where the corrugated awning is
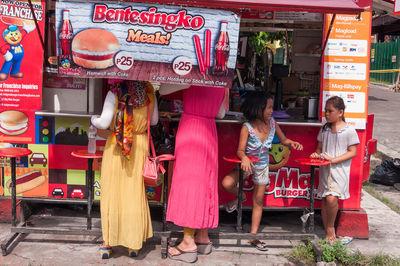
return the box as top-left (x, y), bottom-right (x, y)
top-left (121, 0), bottom-right (372, 14)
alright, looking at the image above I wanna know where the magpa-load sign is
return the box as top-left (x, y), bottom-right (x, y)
top-left (56, 1), bottom-right (240, 88)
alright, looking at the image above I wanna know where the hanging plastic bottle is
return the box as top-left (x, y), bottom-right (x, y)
top-left (88, 124), bottom-right (97, 153)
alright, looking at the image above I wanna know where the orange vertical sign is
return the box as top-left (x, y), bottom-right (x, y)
top-left (321, 11), bottom-right (372, 129)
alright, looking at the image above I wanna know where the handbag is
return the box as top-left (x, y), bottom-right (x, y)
top-left (143, 104), bottom-right (175, 186)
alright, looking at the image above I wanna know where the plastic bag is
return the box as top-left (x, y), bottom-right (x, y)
top-left (370, 158), bottom-right (400, 186)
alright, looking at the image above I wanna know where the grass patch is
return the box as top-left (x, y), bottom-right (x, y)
top-left (362, 181), bottom-right (400, 215)
top-left (369, 77), bottom-right (394, 86)
top-left (287, 239), bottom-right (400, 265)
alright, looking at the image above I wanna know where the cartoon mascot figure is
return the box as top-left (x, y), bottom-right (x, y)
top-left (269, 134), bottom-right (291, 171)
top-left (0, 22), bottom-right (36, 81)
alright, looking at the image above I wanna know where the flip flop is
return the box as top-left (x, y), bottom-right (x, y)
top-left (225, 195), bottom-right (247, 213)
top-left (249, 240), bottom-right (269, 251)
top-left (168, 246), bottom-right (198, 263)
top-left (100, 246), bottom-right (112, 259)
top-left (338, 236), bottom-right (353, 245)
top-left (128, 248), bottom-right (139, 257)
top-left (325, 236), bottom-right (353, 247)
top-left (196, 242), bottom-right (213, 255)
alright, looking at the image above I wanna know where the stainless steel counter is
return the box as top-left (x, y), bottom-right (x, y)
top-left (36, 110), bottom-right (98, 118)
top-left (161, 116), bottom-right (322, 127)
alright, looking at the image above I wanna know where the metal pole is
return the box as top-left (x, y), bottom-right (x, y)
top-left (11, 158), bottom-right (16, 227)
top-left (162, 162), bottom-right (168, 232)
top-left (309, 166), bottom-right (316, 233)
top-left (87, 158), bottom-right (93, 230)
top-left (237, 168), bottom-right (243, 232)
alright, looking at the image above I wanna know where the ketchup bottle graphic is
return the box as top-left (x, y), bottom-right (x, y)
top-left (59, 9), bottom-right (73, 69)
top-left (212, 21), bottom-right (230, 76)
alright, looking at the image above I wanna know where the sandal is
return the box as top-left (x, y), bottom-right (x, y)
top-left (249, 240), bottom-right (269, 251)
top-left (128, 248), bottom-right (139, 257)
top-left (327, 236), bottom-right (353, 246)
top-left (100, 246), bottom-right (112, 259)
top-left (225, 195), bottom-right (247, 213)
top-left (196, 242), bottom-right (213, 255)
top-left (168, 246), bottom-right (198, 263)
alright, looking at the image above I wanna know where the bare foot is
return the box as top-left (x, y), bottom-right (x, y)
top-left (326, 228), bottom-right (336, 244)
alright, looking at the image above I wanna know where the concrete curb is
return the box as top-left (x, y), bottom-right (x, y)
top-left (370, 82), bottom-right (393, 90)
top-left (376, 143), bottom-right (400, 161)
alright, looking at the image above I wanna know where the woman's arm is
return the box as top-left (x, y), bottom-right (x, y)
top-left (275, 123), bottom-right (303, 150)
top-left (159, 83), bottom-right (190, 95)
top-left (215, 100), bottom-right (226, 119)
top-left (91, 90), bottom-right (115, 129)
top-left (237, 125), bottom-right (253, 173)
top-left (150, 97), bottom-right (159, 126)
top-left (321, 144), bottom-right (357, 164)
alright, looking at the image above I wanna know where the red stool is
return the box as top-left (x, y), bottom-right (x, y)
top-left (295, 158), bottom-right (330, 233)
top-left (71, 149), bottom-right (103, 230)
top-left (223, 155), bottom-right (260, 232)
top-left (0, 147), bottom-right (32, 227)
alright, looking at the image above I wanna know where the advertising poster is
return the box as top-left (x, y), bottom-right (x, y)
top-left (0, 0), bottom-right (45, 110)
top-left (321, 12), bottom-right (372, 129)
top-left (0, 0), bottom-right (46, 143)
top-left (55, 1), bottom-right (240, 88)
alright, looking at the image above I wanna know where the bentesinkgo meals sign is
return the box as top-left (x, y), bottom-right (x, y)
top-left (56, 1), bottom-right (240, 88)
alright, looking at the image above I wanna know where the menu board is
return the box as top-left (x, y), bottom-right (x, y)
top-left (0, 0), bottom-right (45, 111)
top-left (321, 12), bottom-right (372, 129)
top-left (55, 1), bottom-right (240, 88)
top-left (0, 0), bottom-right (46, 143)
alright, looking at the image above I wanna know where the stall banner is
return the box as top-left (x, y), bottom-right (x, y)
top-left (55, 1), bottom-right (240, 88)
top-left (43, 73), bottom-right (86, 90)
top-left (395, 0), bottom-right (400, 16)
top-left (321, 12), bottom-right (372, 129)
top-left (0, 0), bottom-right (45, 111)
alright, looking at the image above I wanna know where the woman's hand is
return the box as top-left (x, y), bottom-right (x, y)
top-left (310, 152), bottom-right (320, 159)
top-left (241, 156), bottom-right (254, 175)
top-left (290, 141), bottom-right (303, 151)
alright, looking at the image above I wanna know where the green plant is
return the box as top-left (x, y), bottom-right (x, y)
top-left (288, 239), bottom-right (400, 265)
top-left (248, 32), bottom-right (269, 56)
top-left (287, 239), bottom-right (315, 264)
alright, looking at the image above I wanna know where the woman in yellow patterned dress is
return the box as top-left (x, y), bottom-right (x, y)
top-left (91, 80), bottom-right (158, 259)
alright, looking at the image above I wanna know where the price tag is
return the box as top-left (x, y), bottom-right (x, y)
top-left (172, 56), bottom-right (192, 76)
top-left (114, 51), bottom-right (134, 71)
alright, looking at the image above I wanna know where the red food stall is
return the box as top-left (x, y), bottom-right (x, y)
top-left (0, 0), bottom-right (375, 250)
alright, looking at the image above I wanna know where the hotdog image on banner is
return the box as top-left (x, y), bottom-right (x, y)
top-left (6, 170), bottom-right (47, 194)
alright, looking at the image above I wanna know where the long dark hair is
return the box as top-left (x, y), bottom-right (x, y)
top-left (323, 96), bottom-right (346, 131)
top-left (240, 91), bottom-right (273, 122)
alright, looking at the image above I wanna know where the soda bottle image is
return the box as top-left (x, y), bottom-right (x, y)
top-left (212, 21), bottom-right (230, 76)
top-left (59, 9), bottom-right (73, 69)
top-left (45, 12), bottom-right (57, 73)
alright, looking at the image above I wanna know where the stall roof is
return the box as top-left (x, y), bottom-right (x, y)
top-left (120, 0), bottom-right (372, 14)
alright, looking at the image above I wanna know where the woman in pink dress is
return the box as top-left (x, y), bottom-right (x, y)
top-left (166, 85), bottom-right (225, 263)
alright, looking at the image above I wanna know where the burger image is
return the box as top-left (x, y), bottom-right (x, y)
top-left (0, 110), bottom-right (28, 136)
top-left (71, 28), bottom-right (119, 69)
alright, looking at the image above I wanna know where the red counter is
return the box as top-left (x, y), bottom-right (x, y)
top-left (217, 116), bottom-right (374, 210)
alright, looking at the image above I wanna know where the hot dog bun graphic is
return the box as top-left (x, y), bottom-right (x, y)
top-left (71, 28), bottom-right (119, 69)
top-left (6, 170), bottom-right (46, 194)
top-left (0, 110), bottom-right (29, 136)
